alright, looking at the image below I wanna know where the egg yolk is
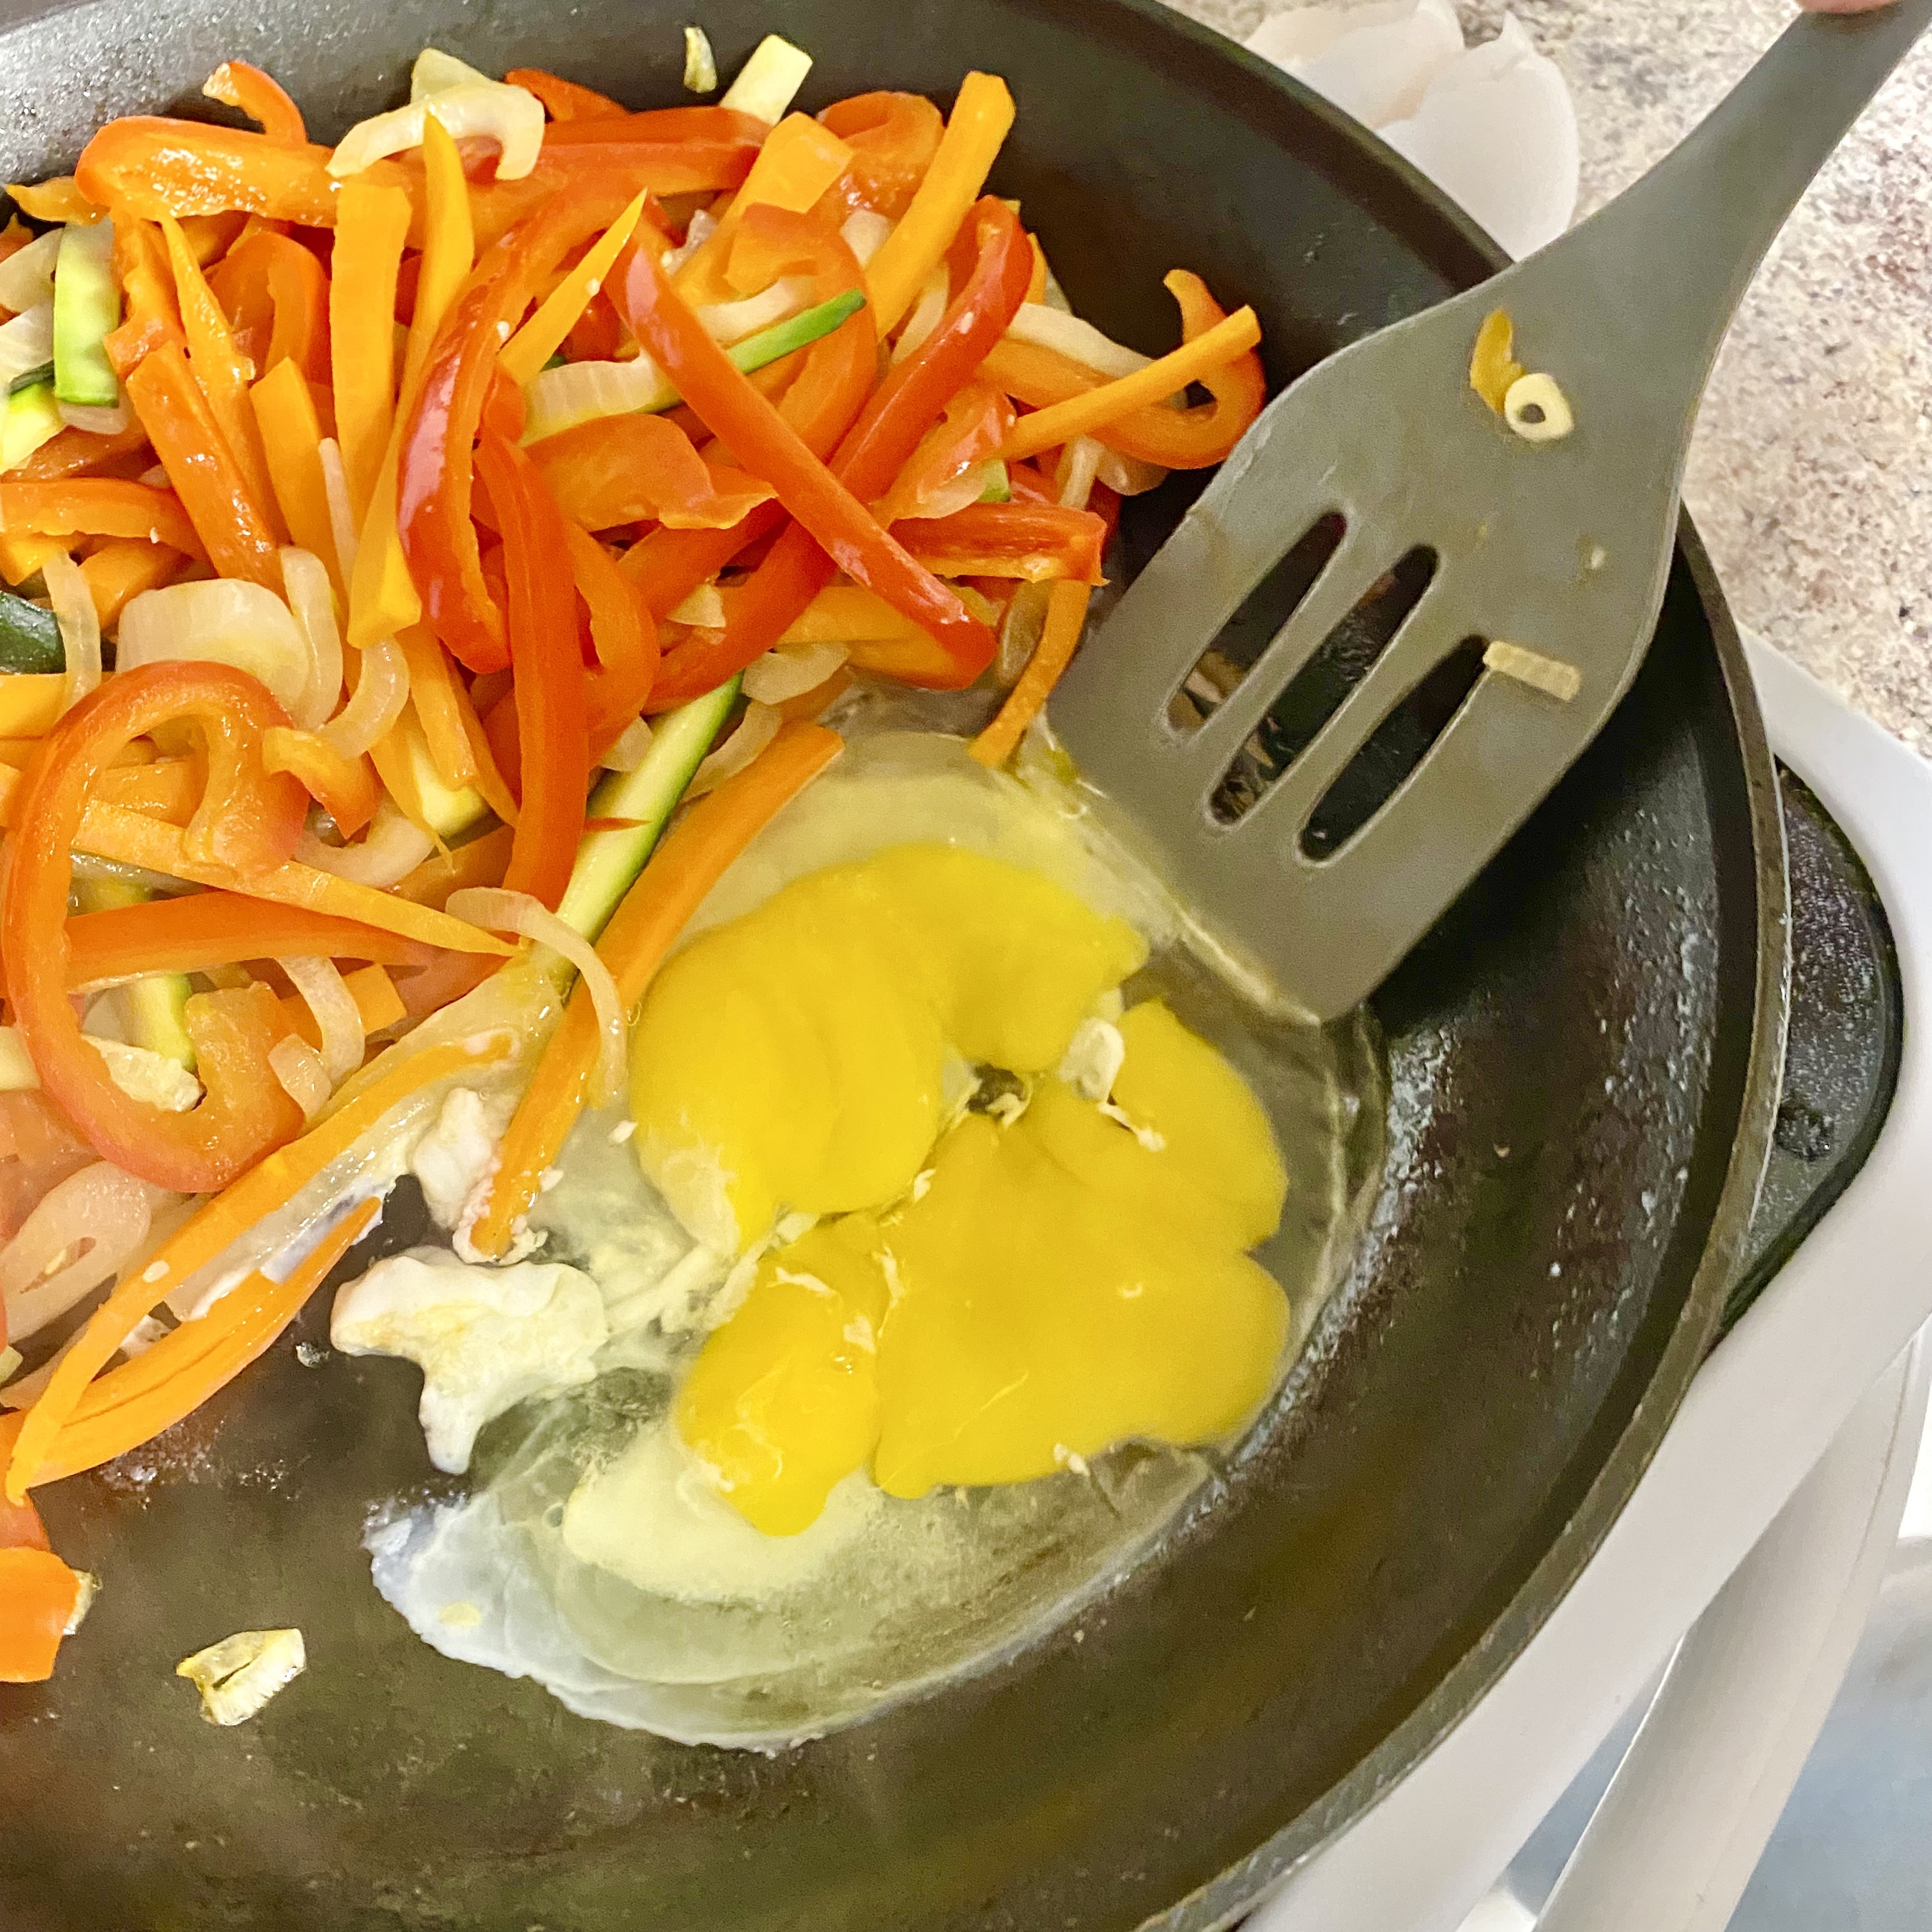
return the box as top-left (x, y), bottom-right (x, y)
top-left (638, 841), bottom-right (1292, 1538)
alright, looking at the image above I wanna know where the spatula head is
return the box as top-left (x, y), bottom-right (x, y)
top-left (1050, 272), bottom-right (1690, 1023)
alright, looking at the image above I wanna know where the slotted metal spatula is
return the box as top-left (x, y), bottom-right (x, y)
top-left (1051, 0), bottom-right (1931, 1022)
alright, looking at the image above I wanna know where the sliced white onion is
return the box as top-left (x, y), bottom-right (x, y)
top-left (891, 267), bottom-right (948, 367)
top-left (696, 275), bottom-right (810, 346)
top-left (839, 210), bottom-right (893, 269)
top-left (116, 577), bottom-right (310, 717)
top-left (997, 579), bottom-right (1052, 687)
top-left (686, 700), bottom-right (780, 800)
top-left (88, 1036), bottom-right (202, 1112)
top-left (321, 635), bottom-right (410, 759)
top-left (278, 955), bottom-right (365, 1085)
top-left (42, 551), bottom-right (100, 714)
top-left (58, 394), bottom-right (130, 435)
top-left (1006, 302), bottom-right (1153, 380)
top-left (318, 436), bottom-right (358, 580)
top-left (279, 548), bottom-right (343, 730)
top-left (0, 1326), bottom-right (80, 1408)
top-left (903, 459), bottom-right (1000, 524)
top-left (522, 356), bottom-right (676, 445)
top-left (718, 33), bottom-right (813, 123)
top-left (664, 581), bottom-right (725, 629)
top-left (0, 299), bottom-right (54, 386)
top-left (683, 26), bottom-right (718, 94)
top-left (0, 231), bottom-right (61, 315)
top-left (331, 80), bottom-right (545, 182)
top-left (1094, 446), bottom-right (1169, 496)
top-left (298, 798), bottom-right (435, 888)
top-left (269, 1034), bottom-right (331, 1121)
top-left (1055, 435), bottom-right (1104, 514)
top-left (447, 888), bottom-right (627, 1105)
top-left (1, 1162), bottom-right (153, 1344)
top-left (601, 713), bottom-right (655, 772)
top-left (661, 207), bottom-right (718, 277)
top-left (411, 47), bottom-right (493, 100)
top-left (742, 639), bottom-right (848, 705)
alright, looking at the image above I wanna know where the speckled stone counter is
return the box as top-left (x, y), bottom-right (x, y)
top-left (1168, 0), bottom-right (1932, 755)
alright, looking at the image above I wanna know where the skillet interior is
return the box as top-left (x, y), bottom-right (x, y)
top-left (0, 0), bottom-right (1784, 1926)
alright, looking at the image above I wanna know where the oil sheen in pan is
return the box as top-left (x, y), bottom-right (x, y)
top-left (367, 710), bottom-right (1387, 1749)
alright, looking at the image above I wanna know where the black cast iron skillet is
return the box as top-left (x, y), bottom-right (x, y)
top-left (0, 1), bottom-right (1788, 1926)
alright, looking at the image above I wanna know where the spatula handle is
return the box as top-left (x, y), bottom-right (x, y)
top-left (1560, 0), bottom-right (1930, 394)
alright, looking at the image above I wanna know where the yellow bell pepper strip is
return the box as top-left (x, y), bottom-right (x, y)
top-left (203, 60), bottom-right (307, 145)
top-left (971, 577), bottom-right (1093, 765)
top-left (0, 478), bottom-right (203, 558)
top-left (4, 1028), bottom-right (507, 1501)
top-left (498, 189), bottom-right (647, 389)
top-left (615, 236), bottom-right (998, 685)
top-left (0, 1197), bottom-right (380, 1495)
top-left (0, 1544), bottom-right (81, 1683)
top-left (983, 270), bottom-right (1266, 469)
top-left (158, 215), bottom-right (287, 545)
top-left (7, 178), bottom-right (100, 224)
top-left (261, 724), bottom-right (381, 836)
top-left (467, 718), bottom-right (842, 1258)
top-left (125, 345), bottom-right (281, 586)
top-left (61, 891), bottom-right (431, 986)
top-left (0, 533), bottom-right (68, 588)
top-left (863, 73), bottom-right (1014, 337)
top-left (329, 180), bottom-right (411, 526)
top-left (249, 360), bottom-right (339, 591)
top-left (0, 676), bottom-right (63, 737)
top-left (393, 625), bottom-right (479, 792)
top-left (103, 212), bottom-right (187, 376)
top-left (995, 294), bottom-right (1263, 464)
top-left (79, 537), bottom-right (181, 632)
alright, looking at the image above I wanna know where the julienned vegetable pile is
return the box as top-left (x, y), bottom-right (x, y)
top-left (0, 35), bottom-right (1266, 1683)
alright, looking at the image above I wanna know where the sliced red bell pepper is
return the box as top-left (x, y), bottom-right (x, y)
top-left (505, 68), bottom-right (629, 121)
top-left (474, 431), bottom-right (588, 909)
top-left (817, 92), bottom-right (944, 220)
top-left (397, 174), bottom-right (652, 674)
top-left (647, 195), bottom-right (1031, 705)
top-left (203, 60), bottom-right (307, 144)
top-left (896, 500), bottom-right (1107, 583)
top-left (530, 414), bottom-right (775, 533)
top-left (3, 663), bottom-right (314, 1192)
top-left (870, 379), bottom-right (1014, 525)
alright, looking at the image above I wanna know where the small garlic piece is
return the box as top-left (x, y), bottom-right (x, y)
top-left (1484, 639), bottom-right (1582, 702)
top-left (1503, 371), bottom-right (1574, 443)
top-left (176, 1628), bottom-right (307, 1726)
top-left (683, 26), bottom-right (717, 93)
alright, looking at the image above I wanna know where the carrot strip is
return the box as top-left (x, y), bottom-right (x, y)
top-left (498, 190), bottom-right (647, 388)
top-left (203, 61), bottom-right (307, 144)
top-left (159, 215), bottom-right (288, 545)
top-left (970, 579), bottom-right (1092, 766)
top-left (125, 346), bottom-right (279, 585)
top-left (997, 305), bottom-right (1262, 463)
top-left (4, 1037), bottom-right (505, 1499)
top-left (466, 720), bottom-right (842, 1257)
top-left (864, 73), bottom-right (1014, 335)
top-left (3, 1199), bottom-right (379, 1490)
top-left (61, 891), bottom-right (431, 986)
top-left (329, 180), bottom-right (411, 524)
top-left (79, 538), bottom-right (181, 631)
top-left (250, 360), bottom-right (339, 588)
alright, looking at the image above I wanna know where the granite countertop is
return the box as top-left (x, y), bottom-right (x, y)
top-left (1169, 0), bottom-right (1932, 756)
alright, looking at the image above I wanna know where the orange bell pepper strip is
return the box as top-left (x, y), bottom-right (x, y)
top-left (896, 500), bottom-right (1107, 583)
top-left (0, 215), bottom-right (33, 270)
top-left (984, 270), bottom-right (1266, 469)
top-left (12, 419), bottom-right (152, 484)
top-left (160, 215), bottom-right (288, 544)
top-left (125, 345), bottom-right (280, 586)
top-left (103, 211), bottom-right (186, 376)
top-left (863, 73), bottom-right (1014, 336)
top-left (329, 181), bottom-right (411, 524)
top-left (645, 197), bottom-right (1028, 707)
top-left (475, 431), bottom-right (588, 910)
top-left (536, 107), bottom-right (765, 199)
top-left (203, 60), bottom-right (307, 144)
top-left (0, 478), bottom-right (204, 559)
top-left (467, 720), bottom-right (841, 1258)
top-left (178, 211), bottom-right (250, 266)
top-left (61, 891), bottom-right (431, 987)
top-left (79, 538), bottom-right (181, 631)
top-left (0, 756), bottom-right (199, 831)
top-left (249, 358), bottom-right (338, 587)
top-left (0, 1546), bottom-right (81, 1683)
top-left (209, 228), bottom-right (330, 381)
top-left (505, 68), bottom-right (627, 121)
top-left (614, 224), bottom-right (997, 692)
top-left (4, 1025), bottom-right (505, 1499)
top-left (398, 173), bottom-right (651, 673)
top-left (261, 724), bottom-right (382, 836)
top-left (971, 578), bottom-right (1094, 765)
top-left (77, 120), bottom-right (372, 227)
top-left (530, 414), bottom-right (776, 533)
top-left (817, 92), bottom-right (944, 220)
top-left (394, 822), bottom-right (516, 908)
top-left (8, 178), bottom-right (100, 224)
